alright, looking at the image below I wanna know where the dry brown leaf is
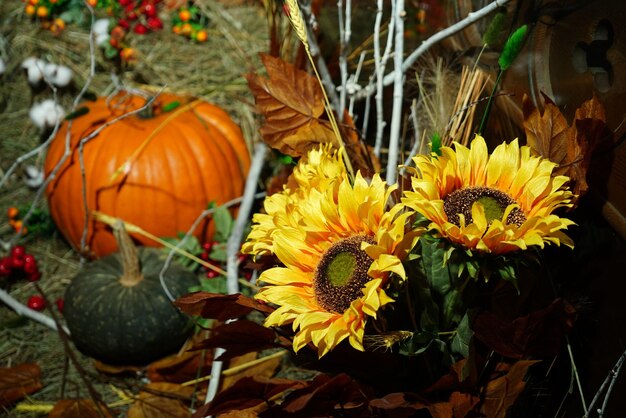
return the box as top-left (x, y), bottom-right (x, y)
top-left (480, 360), bottom-right (539, 418)
top-left (93, 360), bottom-right (142, 375)
top-left (0, 363), bottom-right (43, 407)
top-left (246, 53), bottom-right (338, 156)
top-left (49, 399), bottom-right (113, 418)
top-left (217, 408), bottom-right (259, 418)
top-left (127, 382), bottom-right (195, 418)
top-left (221, 352), bottom-right (283, 390)
top-left (523, 93), bottom-right (612, 198)
top-left (147, 333), bottom-right (213, 384)
top-left (523, 94), bottom-right (569, 170)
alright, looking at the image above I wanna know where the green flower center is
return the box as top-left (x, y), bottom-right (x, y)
top-left (314, 235), bottom-right (375, 314)
top-left (443, 186), bottom-right (526, 227)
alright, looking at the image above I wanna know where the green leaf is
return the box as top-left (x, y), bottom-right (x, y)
top-left (65, 106), bottom-right (90, 120)
top-left (213, 206), bottom-right (234, 243)
top-left (104, 44), bottom-right (119, 60)
top-left (162, 101), bottom-right (181, 112)
top-left (431, 132), bottom-right (442, 156)
top-left (161, 234), bottom-right (202, 271)
top-left (209, 242), bottom-right (227, 263)
top-left (498, 25), bottom-right (529, 71)
top-left (399, 331), bottom-right (437, 356)
top-left (451, 313), bottom-right (473, 358)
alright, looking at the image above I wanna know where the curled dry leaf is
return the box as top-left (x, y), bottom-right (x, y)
top-left (523, 93), bottom-right (613, 199)
top-left (49, 399), bottom-right (113, 418)
top-left (0, 363), bottom-right (43, 407)
top-left (480, 360), bottom-right (540, 418)
top-left (246, 53), bottom-right (338, 157)
top-left (246, 54), bottom-right (378, 176)
top-left (192, 319), bottom-right (280, 361)
top-left (221, 351), bottom-right (283, 390)
top-left (175, 292), bottom-right (274, 321)
top-left (127, 382), bottom-right (196, 418)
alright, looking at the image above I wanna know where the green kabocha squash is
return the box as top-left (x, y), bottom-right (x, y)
top-left (63, 220), bottom-right (198, 365)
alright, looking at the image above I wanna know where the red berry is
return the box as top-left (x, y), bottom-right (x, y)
top-left (24, 260), bottom-right (38, 275)
top-left (147, 16), bottom-right (162, 30)
top-left (27, 295), bottom-right (46, 311)
top-left (202, 242), bottom-right (213, 251)
top-left (243, 270), bottom-right (253, 280)
top-left (55, 298), bottom-right (64, 313)
top-left (143, 3), bottom-right (156, 17)
top-left (206, 270), bottom-right (220, 279)
top-left (200, 251), bottom-right (209, 261)
top-left (11, 245), bottom-right (26, 260)
top-left (119, 0), bottom-right (133, 6)
top-left (118, 18), bottom-right (130, 29)
top-left (27, 271), bottom-right (42, 282)
top-left (133, 23), bottom-right (148, 34)
top-left (0, 257), bottom-right (12, 277)
top-left (126, 10), bottom-right (138, 20)
top-left (11, 257), bottom-right (24, 270)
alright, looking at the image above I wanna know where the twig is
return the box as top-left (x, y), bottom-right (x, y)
top-left (584, 348), bottom-right (626, 418)
top-left (0, 288), bottom-right (66, 333)
top-left (158, 192), bottom-right (266, 301)
top-left (204, 143), bottom-right (268, 410)
top-left (77, 89), bottom-right (165, 255)
top-left (298, 0), bottom-right (340, 110)
top-left (33, 281), bottom-right (113, 418)
top-left (348, 51), bottom-right (366, 118)
top-left (356, 0), bottom-right (512, 100)
top-left (399, 99), bottom-right (423, 174)
top-left (566, 336), bottom-right (588, 414)
top-left (336, 0), bottom-right (352, 121)
top-left (385, 0), bottom-right (405, 185)
top-left (373, 0), bottom-right (396, 158)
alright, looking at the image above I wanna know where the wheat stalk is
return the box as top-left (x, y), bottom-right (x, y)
top-left (283, 0), bottom-right (354, 179)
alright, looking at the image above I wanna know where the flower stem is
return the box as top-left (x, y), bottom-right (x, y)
top-left (477, 68), bottom-right (503, 135)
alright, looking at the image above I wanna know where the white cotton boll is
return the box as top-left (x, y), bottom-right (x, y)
top-left (93, 18), bottom-right (110, 36)
top-left (25, 59), bottom-right (46, 86)
top-left (29, 103), bottom-right (48, 130)
top-left (29, 100), bottom-right (65, 131)
top-left (95, 32), bottom-right (110, 47)
top-left (42, 100), bottom-right (65, 128)
top-left (23, 165), bottom-right (44, 189)
top-left (43, 62), bottom-right (58, 80)
top-left (21, 56), bottom-right (38, 70)
top-left (52, 65), bottom-right (72, 87)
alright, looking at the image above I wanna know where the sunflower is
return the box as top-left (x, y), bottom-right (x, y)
top-left (402, 135), bottom-right (575, 255)
top-left (242, 145), bottom-right (345, 257)
top-left (244, 152), bottom-right (419, 357)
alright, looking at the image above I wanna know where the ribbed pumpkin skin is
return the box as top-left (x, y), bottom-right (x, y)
top-left (63, 248), bottom-right (198, 365)
top-left (44, 92), bottom-right (250, 258)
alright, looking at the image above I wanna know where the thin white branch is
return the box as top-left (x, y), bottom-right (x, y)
top-left (159, 192), bottom-right (266, 302)
top-left (336, 0), bottom-right (352, 121)
top-left (385, 0), bottom-right (405, 185)
top-left (348, 51), bottom-right (366, 117)
top-left (357, 0), bottom-right (512, 100)
top-left (373, 1), bottom-right (396, 157)
top-left (204, 143), bottom-right (268, 409)
top-left (0, 288), bottom-right (69, 333)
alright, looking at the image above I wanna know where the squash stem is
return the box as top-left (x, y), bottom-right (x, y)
top-left (114, 220), bottom-right (144, 287)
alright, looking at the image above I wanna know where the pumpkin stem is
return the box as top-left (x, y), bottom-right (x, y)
top-left (113, 220), bottom-right (144, 287)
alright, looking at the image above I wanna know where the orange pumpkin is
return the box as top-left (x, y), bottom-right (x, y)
top-left (44, 91), bottom-right (250, 257)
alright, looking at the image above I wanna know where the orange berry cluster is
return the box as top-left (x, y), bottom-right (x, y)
top-left (171, 6), bottom-right (208, 43)
top-left (22, 0), bottom-right (67, 35)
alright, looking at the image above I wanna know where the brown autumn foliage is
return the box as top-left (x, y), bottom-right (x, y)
top-left (48, 399), bottom-right (113, 418)
top-left (246, 53), bottom-right (378, 176)
top-left (523, 93), bottom-right (613, 199)
top-left (0, 363), bottom-right (43, 407)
